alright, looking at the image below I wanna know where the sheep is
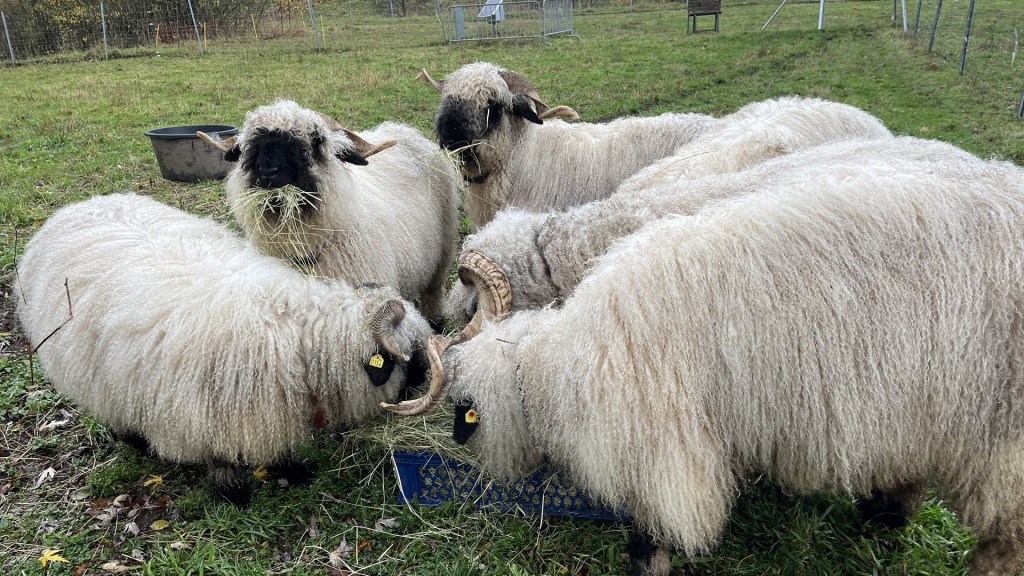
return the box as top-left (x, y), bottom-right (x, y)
top-left (203, 99), bottom-right (459, 325)
top-left (444, 135), bottom-right (969, 335)
top-left (15, 192), bottom-right (433, 506)
top-left (613, 94), bottom-right (893, 195)
top-left (386, 147), bottom-right (1024, 576)
top-left (418, 62), bottom-right (720, 228)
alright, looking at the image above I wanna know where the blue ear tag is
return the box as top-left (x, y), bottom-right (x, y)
top-left (452, 401), bottom-right (479, 445)
top-left (364, 350), bottom-right (396, 387)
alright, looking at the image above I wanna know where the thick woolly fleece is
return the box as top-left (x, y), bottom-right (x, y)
top-left (16, 193), bottom-right (431, 467)
top-left (445, 147), bottom-right (1024, 571)
top-left (615, 95), bottom-right (893, 195)
top-left (225, 99), bottom-right (459, 322)
top-left (443, 136), bottom-right (961, 329)
top-left (435, 62), bottom-right (719, 227)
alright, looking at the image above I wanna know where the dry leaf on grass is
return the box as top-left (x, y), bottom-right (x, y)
top-left (374, 517), bottom-right (399, 531)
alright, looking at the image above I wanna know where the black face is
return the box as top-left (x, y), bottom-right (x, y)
top-left (240, 129), bottom-right (323, 192)
top-left (435, 98), bottom-right (506, 158)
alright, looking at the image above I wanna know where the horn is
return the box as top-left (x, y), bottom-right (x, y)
top-left (372, 299), bottom-right (410, 362)
top-left (416, 68), bottom-right (443, 91)
top-left (498, 70), bottom-right (564, 119)
top-left (196, 130), bottom-right (237, 153)
top-left (380, 334), bottom-right (453, 416)
top-left (455, 250), bottom-right (512, 343)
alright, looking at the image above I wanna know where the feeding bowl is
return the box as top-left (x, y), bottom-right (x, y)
top-left (145, 124), bottom-right (238, 183)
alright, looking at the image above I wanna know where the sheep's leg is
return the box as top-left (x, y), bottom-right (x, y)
top-left (113, 430), bottom-right (151, 454)
top-left (627, 530), bottom-right (672, 576)
top-left (207, 459), bottom-right (253, 507)
top-left (267, 458), bottom-right (314, 487)
top-left (856, 482), bottom-right (926, 528)
top-left (969, 532), bottom-right (1024, 576)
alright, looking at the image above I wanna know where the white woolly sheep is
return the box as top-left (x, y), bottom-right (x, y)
top-left (204, 99), bottom-right (459, 325)
top-left (388, 147), bottom-right (1024, 576)
top-left (15, 192), bottom-right (432, 505)
top-left (418, 62), bottom-right (719, 228)
top-left (443, 135), bottom-right (960, 335)
top-left (614, 94), bottom-right (892, 195)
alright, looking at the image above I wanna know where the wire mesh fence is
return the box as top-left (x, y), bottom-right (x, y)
top-left (434, 0), bottom-right (573, 42)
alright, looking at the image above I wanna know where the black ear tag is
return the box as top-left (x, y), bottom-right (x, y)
top-left (364, 350), bottom-right (396, 387)
top-left (452, 401), bottom-right (479, 445)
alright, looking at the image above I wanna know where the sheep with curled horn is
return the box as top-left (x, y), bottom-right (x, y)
top-left (199, 99), bottom-right (460, 326)
top-left (384, 144), bottom-right (1024, 576)
top-left (442, 96), bottom-right (895, 330)
top-left (16, 192), bottom-right (433, 506)
top-left (418, 62), bottom-right (719, 229)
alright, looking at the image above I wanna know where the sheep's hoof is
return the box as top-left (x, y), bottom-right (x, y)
top-left (627, 530), bottom-right (672, 576)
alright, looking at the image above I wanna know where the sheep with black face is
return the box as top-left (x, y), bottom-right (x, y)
top-left (204, 99), bottom-right (459, 325)
top-left (387, 144), bottom-right (1024, 576)
top-left (419, 62), bottom-right (719, 228)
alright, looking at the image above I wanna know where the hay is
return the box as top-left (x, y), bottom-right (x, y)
top-left (349, 400), bottom-right (483, 470)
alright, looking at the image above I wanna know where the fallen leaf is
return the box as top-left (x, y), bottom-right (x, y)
top-left (124, 521), bottom-right (140, 536)
top-left (72, 562), bottom-right (90, 576)
top-left (34, 467), bottom-right (56, 487)
top-left (357, 539), bottom-right (372, 552)
top-left (309, 515), bottom-right (319, 538)
top-left (169, 541), bottom-right (189, 551)
top-left (328, 538), bottom-right (354, 567)
top-left (99, 561), bottom-right (134, 574)
top-left (38, 418), bottom-right (70, 431)
top-left (374, 517), bottom-right (399, 531)
top-left (150, 519), bottom-right (170, 531)
top-left (143, 475), bottom-right (164, 487)
top-left (39, 549), bottom-right (68, 567)
top-left (253, 467), bottom-right (269, 481)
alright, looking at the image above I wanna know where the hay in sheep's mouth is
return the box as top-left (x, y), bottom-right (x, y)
top-left (236, 184), bottom-right (321, 233)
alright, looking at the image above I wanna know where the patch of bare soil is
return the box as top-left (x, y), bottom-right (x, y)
top-left (1, 277), bottom-right (31, 357)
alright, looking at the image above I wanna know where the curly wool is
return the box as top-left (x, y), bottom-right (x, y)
top-left (16, 193), bottom-right (432, 467)
top-left (616, 95), bottom-right (893, 194)
top-left (225, 99), bottom-right (459, 321)
top-left (443, 136), bottom-right (953, 329)
top-left (447, 149), bottom-right (1024, 566)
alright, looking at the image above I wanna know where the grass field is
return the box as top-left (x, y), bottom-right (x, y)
top-left (2, 0), bottom-right (1024, 574)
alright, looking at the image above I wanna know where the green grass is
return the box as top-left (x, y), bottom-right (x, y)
top-left (1, 0), bottom-right (1022, 574)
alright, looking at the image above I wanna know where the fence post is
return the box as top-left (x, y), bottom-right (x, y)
top-left (1018, 87), bottom-right (1024, 119)
top-left (958, 0), bottom-right (976, 75)
top-left (306, 0), bottom-right (321, 50)
top-left (101, 1), bottom-right (109, 59)
top-left (928, 0), bottom-right (943, 53)
top-left (187, 0), bottom-right (203, 55)
top-left (2, 12), bottom-right (14, 65)
top-left (913, 0), bottom-right (922, 35)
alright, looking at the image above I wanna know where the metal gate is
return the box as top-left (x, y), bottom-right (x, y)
top-left (435, 0), bottom-right (574, 43)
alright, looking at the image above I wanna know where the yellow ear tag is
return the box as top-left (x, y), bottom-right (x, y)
top-left (465, 409), bottom-right (479, 424)
top-left (369, 354), bottom-right (385, 369)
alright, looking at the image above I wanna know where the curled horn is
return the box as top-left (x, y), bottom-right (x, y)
top-left (380, 334), bottom-right (453, 416)
top-left (196, 130), bottom-right (238, 153)
top-left (372, 299), bottom-right (411, 362)
top-left (456, 250), bottom-right (512, 343)
top-left (416, 68), bottom-right (443, 91)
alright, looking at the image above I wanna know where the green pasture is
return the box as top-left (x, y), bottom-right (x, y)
top-left (1, 0), bottom-right (1023, 574)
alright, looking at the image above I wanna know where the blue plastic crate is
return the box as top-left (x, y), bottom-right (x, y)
top-left (392, 450), bottom-right (629, 521)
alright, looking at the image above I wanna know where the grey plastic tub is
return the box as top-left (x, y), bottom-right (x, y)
top-left (145, 124), bottom-right (238, 183)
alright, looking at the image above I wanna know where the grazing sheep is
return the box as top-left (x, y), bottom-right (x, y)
top-left (443, 136), bottom-right (956, 333)
top-left (206, 99), bottom-right (459, 324)
top-left (418, 62), bottom-right (719, 228)
top-left (15, 193), bottom-right (432, 505)
top-left (387, 147), bottom-right (1024, 576)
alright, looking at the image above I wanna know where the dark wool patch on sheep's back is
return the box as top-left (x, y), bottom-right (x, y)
top-left (0, 278), bottom-right (31, 357)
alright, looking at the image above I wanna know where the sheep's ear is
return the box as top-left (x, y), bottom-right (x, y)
top-left (224, 145), bottom-right (241, 163)
top-left (511, 94), bottom-right (543, 125)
